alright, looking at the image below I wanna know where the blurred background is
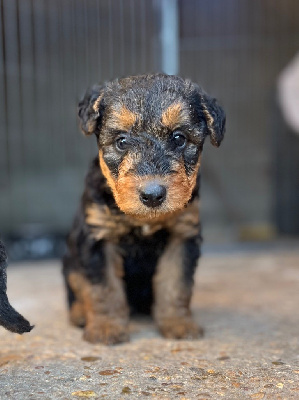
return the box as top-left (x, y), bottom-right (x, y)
top-left (1, 0), bottom-right (299, 260)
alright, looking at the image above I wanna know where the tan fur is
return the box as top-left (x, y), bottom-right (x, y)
top-left (108, 105), bottom-right (137, 131)
top-left (67, 243), bottom-right (129, 344)
top-left (161, 102), bottom-right (190, 130)
top-left (163, 159), bottom-right (200, 214)
top-left (69, 301), bottom-right (85, 327)
top-left (103, 151), bottom-right (201, 221)
top-left (85, 203), bottom-right (131, 241)
top-left (202, 102), bottom-right (215, 137)
top-left (85, 197), bottom-right (199, 242)
top-left (153, 237), bottom-right (203, 339)
top-left (92, 93), bottom-right (104, 113)
top-left (165, 198), bottom-right (200, 238)
top-left (99, 150), bottom-right (117, 194)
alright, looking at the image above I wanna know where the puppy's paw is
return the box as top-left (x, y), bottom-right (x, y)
top-left (158, 317), bottom-right (204, 340)
top-left (70, 301), bottom-right (86, 327)
top-left (83, 319), bottom-right (129, 345)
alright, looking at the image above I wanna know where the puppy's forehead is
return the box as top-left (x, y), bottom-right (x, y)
top-left (105, 77), bottom-right (193, 132)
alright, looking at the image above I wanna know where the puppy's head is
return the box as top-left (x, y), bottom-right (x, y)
top-left (78, 74), bottom-right (225, 221)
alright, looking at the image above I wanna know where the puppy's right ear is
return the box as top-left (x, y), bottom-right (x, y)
top-left (78, 85), bottom-right (105, 136)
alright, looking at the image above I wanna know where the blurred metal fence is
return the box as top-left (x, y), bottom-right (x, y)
top-left (179, 0), bottom-right (299, 240)
top-left (1, 0), bottom-right (299, 253)
top-left (0, 0), bottom-right (159, 237)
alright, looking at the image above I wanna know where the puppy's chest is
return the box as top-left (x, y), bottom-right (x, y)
top-left (85, 201), bottom-right (171, 269)
top-left (118, 227), bottom-right (170, 274)
top-left (85, 198), bottom-right (200, 246)
top-left (85, 202), bottom-right (171, 242)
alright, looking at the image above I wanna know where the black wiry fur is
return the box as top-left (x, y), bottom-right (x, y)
top-left (63, 74), bottom-right (225, 344)
top-left (0, 240), bottom-right (33, 334)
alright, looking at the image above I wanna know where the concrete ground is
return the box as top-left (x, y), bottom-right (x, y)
top-left (1, 241), bottom-right (299, 400)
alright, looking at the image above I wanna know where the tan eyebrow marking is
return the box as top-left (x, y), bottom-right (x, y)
top-left (108, 105), bottom-right (137, 131)
top-left (161, 102), bottom-right (190, 130)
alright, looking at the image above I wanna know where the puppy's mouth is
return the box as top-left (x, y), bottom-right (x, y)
top-left (120, 203), bottom-right (183, 222)
top-left (99, 150), bottom-right (198, 220)
top-left (113, 177), bottom-right (191, 221)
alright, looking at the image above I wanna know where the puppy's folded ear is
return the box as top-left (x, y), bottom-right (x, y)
top-left (78, 85), bottom-right (105, 136)
top-left (201, 92), bottom-right (226, 147)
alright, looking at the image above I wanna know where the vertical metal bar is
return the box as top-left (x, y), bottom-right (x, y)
top-left (15, 0), bottom-right (29, 221)
top-left (43, 0), bottom-right (54, 162)
top-left (15, 0), bottom-right (25, 169)
top-left (129, 0), bottom-right (136, 73)
top-left (119, 0), bottom-right (125, 75)
top-left (0, 0), bottom-right (12, 229)
top-left (83, 0), bottom-right (90, 84)
top-left (0, 0), bottom-right (12, 227)
top-left (108, 1), bottom-right (114, 79)
top-left (96, 0), bottom-right (102, 80)
top-left (29, 0), bottom-right (38, 169)
top-left (0, 0), bottom-right (9, 179)
top-left (58, 0), bottom-right (67, 165)
top-left (140, 0), bottom-right (146, 72)
top-left (159, 0), bottom-right (179, 75)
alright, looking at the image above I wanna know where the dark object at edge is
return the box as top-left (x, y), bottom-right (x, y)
top-left (273, 98), bottom-right (299, 235)
top-left (0, 239), bottom-right (33, 333)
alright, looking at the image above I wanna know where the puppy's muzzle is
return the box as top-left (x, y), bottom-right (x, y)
top-left (139, 182), bottom-right (166, 208)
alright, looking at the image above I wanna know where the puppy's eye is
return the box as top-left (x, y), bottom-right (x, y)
top-left (115, 136), bottom-right (128, 151)
top-left (172, 131), bottom-right (186, 148)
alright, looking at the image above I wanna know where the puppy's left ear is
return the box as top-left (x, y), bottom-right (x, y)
top-left (200, 93), bottom-right (226, 147)
top-left (78, 85), bottom-right (105, 136)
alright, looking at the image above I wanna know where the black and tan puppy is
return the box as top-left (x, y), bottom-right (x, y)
top-left (0, 239), bottom-right (33, 334)
top-left (63, 74), bottom-right (225, 344)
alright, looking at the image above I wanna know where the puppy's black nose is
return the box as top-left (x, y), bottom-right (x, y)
top-left (139, 182), bottom-right (166, 208)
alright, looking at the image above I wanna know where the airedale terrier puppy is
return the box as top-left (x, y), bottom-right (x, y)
top-left (63, 74), bottom-right (225, 344)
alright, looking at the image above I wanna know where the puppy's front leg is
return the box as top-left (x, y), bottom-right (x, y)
top-left (68, 242), bottom-right (129, 344)
top-left (153, 236), bottom-right (203, 339)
